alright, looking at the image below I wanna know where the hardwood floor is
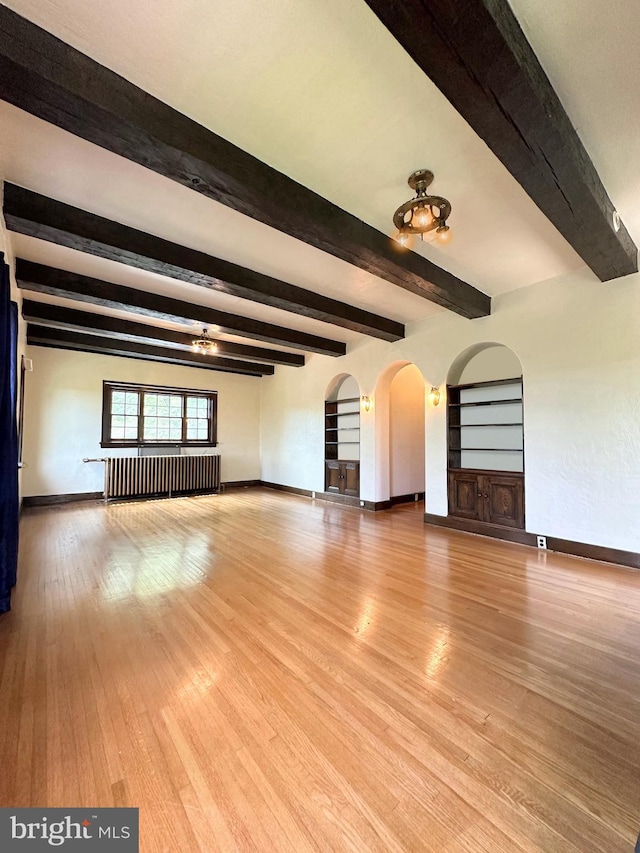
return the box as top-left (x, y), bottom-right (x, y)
top-left (2, 489), bottom-right (640, 852)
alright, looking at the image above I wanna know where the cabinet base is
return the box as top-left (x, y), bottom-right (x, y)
top-left (424, 513), bottom-right (536, 546)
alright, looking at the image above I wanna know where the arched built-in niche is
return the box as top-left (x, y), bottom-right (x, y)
top-left (446, 343), bottom-right (525, 529)
top-left (373, 361), bottom-right (428, 506)
top-left (324, 374), bottom-right (361, 498)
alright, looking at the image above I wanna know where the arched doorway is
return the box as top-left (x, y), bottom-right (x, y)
top-left (374, 361), bottom-right (427, 508)
top-left (324, 374), bottom-right (361, 498)
top-left (446, 343), bottom-right (525, 529)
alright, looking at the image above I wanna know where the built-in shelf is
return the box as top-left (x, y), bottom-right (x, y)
top-left (459, 447), bottom-right (522, 452)
top-left (448, 377), bottom-right (524, 474)
top-left (325, 395), bottom-right (360, 496)
top-left (449, 398), bottom-right (522, 408)
top-left (449, 423), bottom-right (522, 429)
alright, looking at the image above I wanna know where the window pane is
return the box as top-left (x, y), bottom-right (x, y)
top-left (186, 397), bottom-right (198, 416)
top-left (144, 395), bottom-right (158, 414)
top-left (111, 426), bottom-right (125, 439)
top-left (197, 423), bottom-right (208, 439)
top-left (169, 419), bottom-right (182, 440)
top-left (125, 392), bottom-right (139, 415)
top-left (169, 396), bottom-right (182, 417)
top-left (157, 395), bottom-right (170, 416)
top-left (111, 391), bottom-right (125, 414)
top-left (143, 417), bottom-right (158, 439)
top-left (124, 427), bottom-right (137, 439)
top-left (186, 419), bottom-right (198, 439)
top-left (111, 415), bottom-right (125, 429)
top-left (198, 397), bottom-right (208, 414)
top-left (125, 416), bottom-right (138, 431)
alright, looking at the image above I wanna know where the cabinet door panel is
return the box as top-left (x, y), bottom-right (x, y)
top-left (325, 460), bottom-right (341, 493)
top-left (343, 462), bottom-right (359, 497)
top-left (448, 472), bottom-right (483, 521)
top-left (484, 475), bottom-right (524, 528)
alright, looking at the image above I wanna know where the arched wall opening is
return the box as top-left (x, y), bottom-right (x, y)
top-left (445, 342), bottom-right (525, 529)
top-left (325, 373), bottom-right (360, 403)
top-left (448, 342), bottom-right (523, 387)
top-left (324, 373), bottom-right (362, 498)
top-left (373, 361), bottom-right (427, 505)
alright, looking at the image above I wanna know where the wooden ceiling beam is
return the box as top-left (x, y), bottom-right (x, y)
top-left (26, 325), bottom-right (274, 376)
top-left (0, 5), bottom-right (490, 318)
top-left (363, 0), bottom-right (638, 281)
top-left (16, 260), bottom-right (345, 357)
top-left (21, 299), bottom-right (304, 367)
top-left (4, 184), bottom-right (403, 341)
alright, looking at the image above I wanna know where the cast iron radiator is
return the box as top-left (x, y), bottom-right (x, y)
top-left (103, 454), bottom-right (220, 500)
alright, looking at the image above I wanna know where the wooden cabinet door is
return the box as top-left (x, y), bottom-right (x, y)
top-left (343, 462), bottom-right (359, 497)
top-left (448, 471), bottom-right (483, 521)
top-left (483, 474), bottom-right (524, 528)
top-left (325, 460), bottom-right (341, 493)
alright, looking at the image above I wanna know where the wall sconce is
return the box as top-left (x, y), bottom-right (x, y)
top-left (429, 387), bottom-right (441, 406)
top-left (361, 395), bottom-right (372, 413)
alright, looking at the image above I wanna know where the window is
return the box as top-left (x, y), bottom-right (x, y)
top-left (101, 382), bottom-right (217, 448)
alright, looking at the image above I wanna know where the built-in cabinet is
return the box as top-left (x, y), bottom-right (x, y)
top-left (324, 397), bottom-right (360, 497)
top-left (448, 470), bottom-right (524, 528)
top-left (447, 377), bottom-right (525, 530)
top-left (325, 460), bottom-right (360, 497)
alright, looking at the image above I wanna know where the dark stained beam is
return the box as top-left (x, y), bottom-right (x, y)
top-left (26, 325), bottom-right (274, 376)
top-left (22, 299), bottom-right (304, 367)
top-left (0, 5), bottom-right (490, 318)
top-left (4, 185), bottom-right (403, 342)
top-left (363, 0), bottom-right (637, 282)
top-left (16, 260), bottom-right (346, 357)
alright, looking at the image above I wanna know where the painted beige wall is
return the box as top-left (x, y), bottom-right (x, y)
top-left (22, 347), bottom-right (262, 496)
top-left (260, 266), bottom-right (640, 553)
top-left (389, 365), bottom-right (425, 497)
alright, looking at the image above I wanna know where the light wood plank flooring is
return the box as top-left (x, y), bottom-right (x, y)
top-left (2, 489), bottom-right (640, 851)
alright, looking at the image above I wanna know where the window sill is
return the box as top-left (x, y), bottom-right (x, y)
top-left (100, 442), bottom-right (218, 449)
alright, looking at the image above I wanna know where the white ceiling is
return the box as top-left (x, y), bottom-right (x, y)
top-left (1, 0), bottom-right (634, 358)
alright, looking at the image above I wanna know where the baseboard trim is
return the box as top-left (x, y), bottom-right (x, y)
top-left (221, 479), bottom-right (262, 490)
top-left (260, 481), bottom-right (314, 498)
top-left (390, 492), bottom-right (425, 506)
top-left (23, 491), bottom-right (103, 508)
top-left (424, 513), bottom-right (640, 569)
top-left (423, 513), bottom-right (537, 546)
top-left (545, 536), bottom-right (640, 570)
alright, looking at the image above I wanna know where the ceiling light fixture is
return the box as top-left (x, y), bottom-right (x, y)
top-left (393, 170), bottom-right (452, 249)
top-left (191, 328), bottom-right (218, 354)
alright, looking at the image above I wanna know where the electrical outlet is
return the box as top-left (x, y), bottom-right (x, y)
top-left (414, 493), bottom-right (419, 501)
top-left (537, 535), bottom-right (547, 550)
top-left (311, 491), bottom-right (316, 499)
top-left (360, 500), bottom-right (365, 508)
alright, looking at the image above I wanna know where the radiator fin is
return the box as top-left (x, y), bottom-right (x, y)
top-left (104, 455), bottom-right (220, 500)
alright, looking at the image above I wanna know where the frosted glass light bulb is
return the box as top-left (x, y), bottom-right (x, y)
top-left (395, 230), bottom-right (411, 248)
top-left (414, 206), bottom-right (433, 229)
top-left (436, 224), bottom-right (451, 244)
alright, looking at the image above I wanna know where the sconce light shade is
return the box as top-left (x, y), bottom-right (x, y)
top-left (361, 395), bottom-right (372, 412)
top-left (429, 387), bottom-right (441, 406)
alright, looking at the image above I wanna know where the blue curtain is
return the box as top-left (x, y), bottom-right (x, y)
top-left (0, 253), bottom-right (19, 613)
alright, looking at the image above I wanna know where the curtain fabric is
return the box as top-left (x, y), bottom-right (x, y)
top-left (0, 254), bottom-right (19, 613)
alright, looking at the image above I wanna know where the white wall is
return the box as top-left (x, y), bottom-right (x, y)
top-left (389, 365), bottom-right (425, 496)
top-left (22, 347), bottom-right (262, 496)
top-left (260, 266), bottom-right (640, 553)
